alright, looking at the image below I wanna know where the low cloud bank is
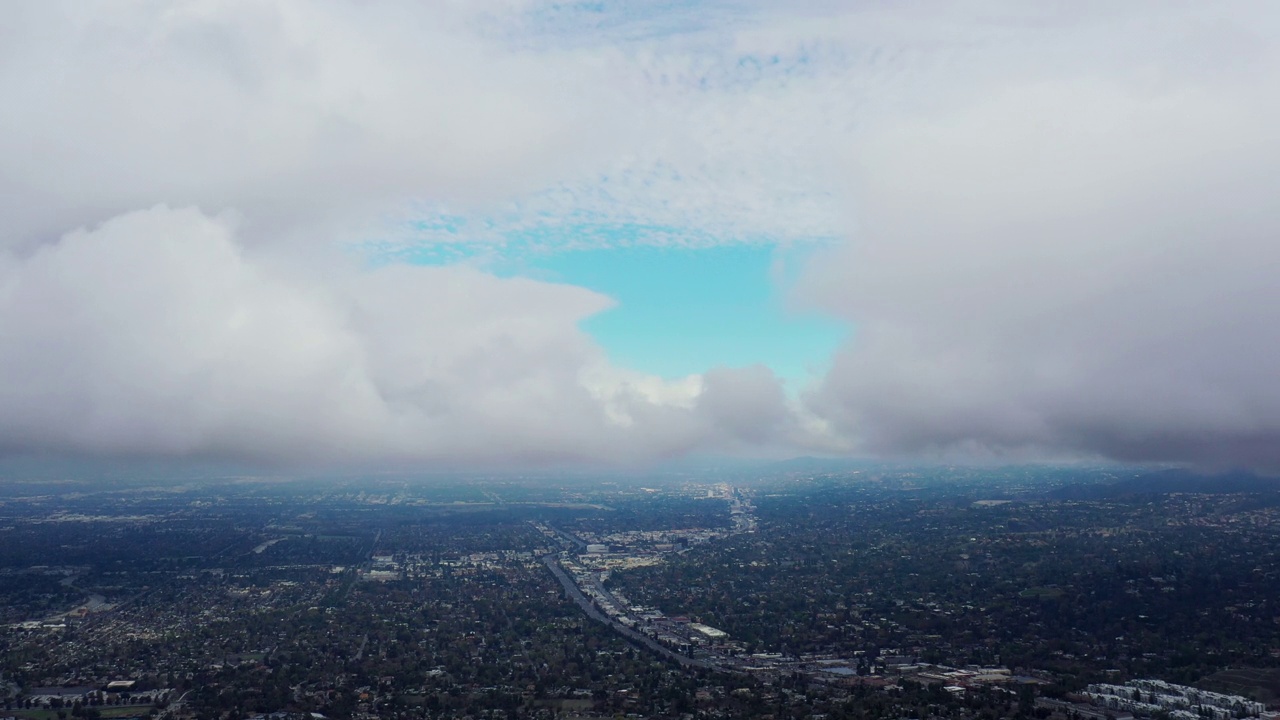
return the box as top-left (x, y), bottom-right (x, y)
top-left (0, 206), bottom-right (808, 467)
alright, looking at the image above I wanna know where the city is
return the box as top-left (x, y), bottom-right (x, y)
top-left (3, 467), bottom-right (1280, 720)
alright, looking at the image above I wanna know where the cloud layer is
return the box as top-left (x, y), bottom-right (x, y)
top-left (5, 1), bottom-right (1280, 471)
top-left (0, 205), bottom-right (802, 466)
top-left (804, 3), bottom-right (1280, 470)
top-left (0, 0), bottom-right (625, 248)
top-left (0, 0), bottom-right (805, 469)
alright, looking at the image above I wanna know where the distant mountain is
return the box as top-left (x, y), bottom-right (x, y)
top-left (1049, 468), bottom-right (1280, 500)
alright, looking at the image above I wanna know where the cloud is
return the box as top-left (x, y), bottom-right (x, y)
top-left (394, 3), bottom-right (1215, 254)
top-left (0, 0), bottom-right (628, 248)
top-left (803, 4), bottom-right (1280, 470)
top-left (391, 3), bottom-right (873, 253)
top-left (0, 0), bottom-right (850, 469)
top-left (0, 0), bottom-right (919, 257)
top-left (9, 0), bottom-right (1280, 471)
top-left (0, 205), bottom-right (810, 466)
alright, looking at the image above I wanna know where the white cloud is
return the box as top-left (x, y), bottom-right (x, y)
top-left (0, 0), bottom-right (629, 248)
top-left (8, 0), bottom-right (1280, 470)
top-left (0, 205), bottom-right (808, 466)
top-left (0, 0), bottom-right (843, 468)
top-left (802, 3), bottom-right (1280, 470)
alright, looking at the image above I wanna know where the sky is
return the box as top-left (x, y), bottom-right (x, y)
top-left (3, 1), bottom-right (1280, 473)
top-left (449, 242), bottom-right (844, 383)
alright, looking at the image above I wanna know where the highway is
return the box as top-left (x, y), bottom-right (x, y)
top-left (541, 554), bottom-right (727, 672)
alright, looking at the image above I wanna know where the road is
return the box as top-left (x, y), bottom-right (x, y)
top-left (541, 555), bottom-right (727, 672)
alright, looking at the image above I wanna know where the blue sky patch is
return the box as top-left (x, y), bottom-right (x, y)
top-left (533, 243), bottom-right (845, 384)
top-left (395, 228), bottom-right (846, 385)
